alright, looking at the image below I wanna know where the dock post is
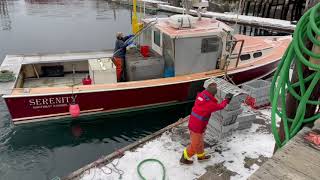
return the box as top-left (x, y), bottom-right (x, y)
top-left (272, 0), bottom-right (279, 18)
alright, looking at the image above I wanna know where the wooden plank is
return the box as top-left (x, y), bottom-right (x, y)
top-left (249, 127), bottom-right (320, 180)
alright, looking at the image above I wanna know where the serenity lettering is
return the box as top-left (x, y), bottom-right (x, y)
top-left (29, 97), bottom-right (72, 109)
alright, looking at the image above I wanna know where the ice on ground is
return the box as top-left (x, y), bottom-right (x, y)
top-left (81, 109), bottom-right (275, 180)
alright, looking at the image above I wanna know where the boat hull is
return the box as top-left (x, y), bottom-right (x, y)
top-left (4, 59), bottom-right (279, 124)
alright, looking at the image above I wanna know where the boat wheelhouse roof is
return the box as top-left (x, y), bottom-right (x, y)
top-left (144, 17), bottom-right (233, 38)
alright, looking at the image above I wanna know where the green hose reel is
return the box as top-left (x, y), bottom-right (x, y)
top-left (270, 3), bottom-right (320, 148)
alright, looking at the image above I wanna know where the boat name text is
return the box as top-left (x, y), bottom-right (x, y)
top-left (29, 97), bottom-right (72, 109)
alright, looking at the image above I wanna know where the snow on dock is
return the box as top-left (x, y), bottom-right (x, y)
top-left (158, 5), bottom-right (295, 33)
top-left (72, 108), bottom-right (277, 180)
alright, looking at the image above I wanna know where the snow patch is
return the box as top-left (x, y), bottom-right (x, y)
top-left (81, 110), bottom-right (275, 180)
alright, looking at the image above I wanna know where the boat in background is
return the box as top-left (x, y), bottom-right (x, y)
top-left (0, 15), bottom-right (291, 125)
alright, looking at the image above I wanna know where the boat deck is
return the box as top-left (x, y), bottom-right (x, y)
top-left (0, 51), bottom-right (113, 95)
top-left (23, 73), bottom-right (86, 88)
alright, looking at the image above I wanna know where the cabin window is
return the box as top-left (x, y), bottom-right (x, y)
top-left (153, 30), bottom-right (161, 47)
top-left (201, 37), bottom-right (221, 53)
top-left (240, 54), bottom-right (251, 61)
top-left (253, 51), bottom-right (262, 58)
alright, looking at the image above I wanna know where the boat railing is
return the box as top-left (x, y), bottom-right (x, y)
top-left (235, 39), bottom-right (245, 67)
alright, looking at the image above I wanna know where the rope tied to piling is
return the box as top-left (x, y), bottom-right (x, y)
top-left (270, 3), bottom-right (320, 148)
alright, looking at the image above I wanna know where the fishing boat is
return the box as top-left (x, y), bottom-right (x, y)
top-left (0, 14), bottom-right (290, 125)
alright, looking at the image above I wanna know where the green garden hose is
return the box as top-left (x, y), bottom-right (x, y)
top-left (137, 159), bottom-right (166, 180)
top-left (270, 3), bottom-right (320, 148)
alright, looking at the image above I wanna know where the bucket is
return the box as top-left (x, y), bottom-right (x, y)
top-left (140, 45), bottom-right (150, 57)
top-left (164, 67), bottom-right (174, 77)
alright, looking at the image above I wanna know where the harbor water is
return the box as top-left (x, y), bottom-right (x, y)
top-left (0, 0), bottom-right (189, 179)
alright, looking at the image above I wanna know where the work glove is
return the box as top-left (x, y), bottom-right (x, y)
top-left (225, 93), bottom-right (233, 102)
top-left (127, 34), bottom-right (135, 39)
top-left (125, 34), bottom-right (135, 45)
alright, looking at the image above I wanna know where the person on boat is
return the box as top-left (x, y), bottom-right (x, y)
top-left (180, 82), bottom-right (233, 165)
top-left (113, 32), bottom-right (134, 81)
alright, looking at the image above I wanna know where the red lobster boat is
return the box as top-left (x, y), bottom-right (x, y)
top-left (0, 15), bottom-right (291, 124)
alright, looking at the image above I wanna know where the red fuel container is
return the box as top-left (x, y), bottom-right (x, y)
top-left (140, 45), bottom-right (150, 57)
top-left (82, 75), bottom-right (92, 85)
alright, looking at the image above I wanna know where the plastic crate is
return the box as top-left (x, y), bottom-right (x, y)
top-left (237, 121), bottom-right (253, 130)
top-left (235, 105), bottom-right (256, 130)
top-left (237, 114), bottom-right (256, 124)
top-left (206, 123), bottom-right (236, 139)
top-left (212, 114), bottom-right (238, 126)
top-left (204, 78), bottom-right (248, 110)
top-left (241, 80), bottom-right (271, 99)
top-left (217, 96), bottom-right (243, 111)
top-left (212, 107), bottom-right (242, 120)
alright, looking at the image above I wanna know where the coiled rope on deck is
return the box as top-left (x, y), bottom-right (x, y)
top-left (0, 70), bottom-right (15, 82)
top-left (137, 158), bottom-right (166, 180)
top-left (270, 3), bottom-right (320, 148)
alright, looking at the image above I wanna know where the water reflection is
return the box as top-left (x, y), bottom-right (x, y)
top-left (24, 0), bottom-right (86, 18)
top-left (23, 0), bottom-right (121, 21)
top-left (0, 0), bottom-right (11, 30)
top-left (95, 0), bottom-right (117, 20)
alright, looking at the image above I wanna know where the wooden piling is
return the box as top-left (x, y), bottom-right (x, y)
top-left (272, 0), bottom-right (279, 18)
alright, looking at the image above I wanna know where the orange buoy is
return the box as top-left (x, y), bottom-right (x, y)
top-left (69, 104), bottom-right (80, 118)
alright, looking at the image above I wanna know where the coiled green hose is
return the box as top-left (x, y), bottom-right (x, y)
top-left (137, 158), bottom-right (166, 180)
top-left (270, 3), bottom-right (320, 148)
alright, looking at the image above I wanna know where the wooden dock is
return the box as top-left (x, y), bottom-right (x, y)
top-left (249, 127), bottom-right (320, 180)
top-left (158, 4), bottom-right (295, 33)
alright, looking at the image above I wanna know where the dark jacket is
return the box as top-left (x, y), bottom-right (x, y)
top-left (114, 35), bottom-right (133, 58)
